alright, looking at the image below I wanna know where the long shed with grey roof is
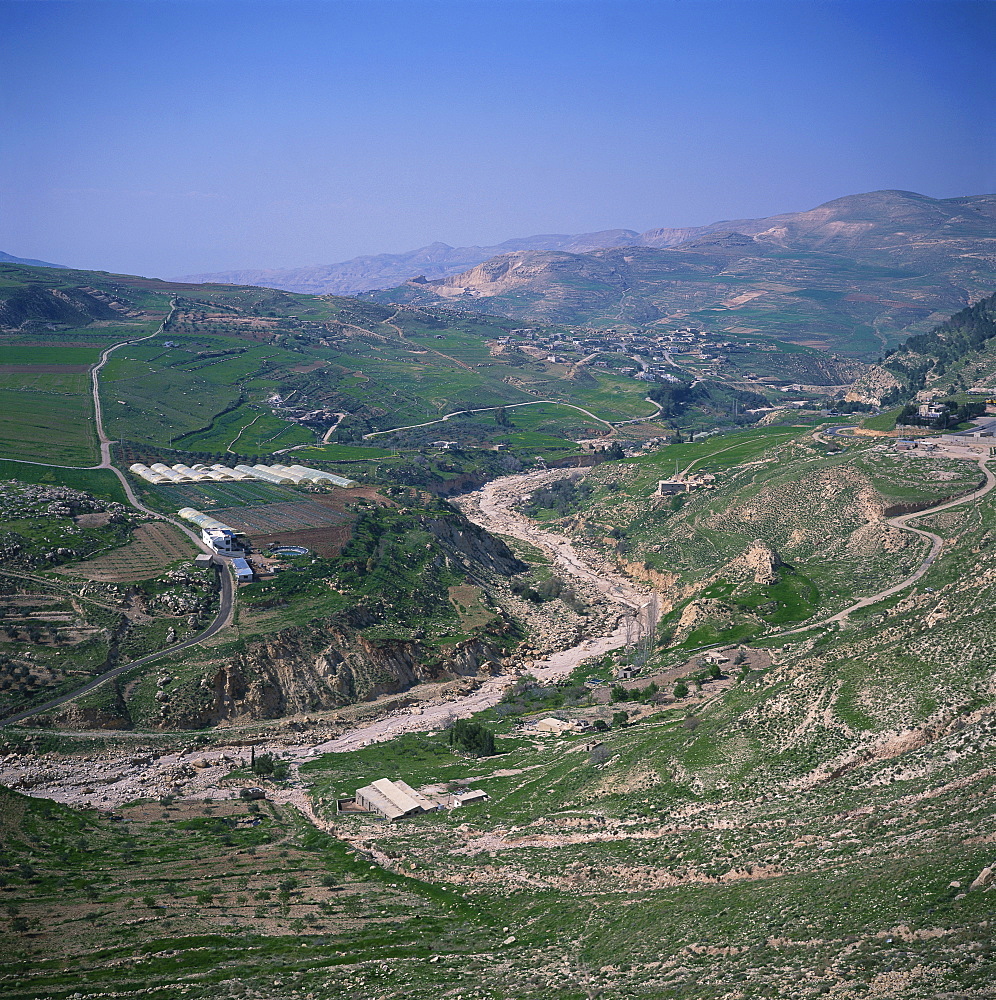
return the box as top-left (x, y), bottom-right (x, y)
top-left (355, 778), bottom-right (437, 820)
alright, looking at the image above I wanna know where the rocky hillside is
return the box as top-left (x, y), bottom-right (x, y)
top-left (173, 230), bottom-right (645, 295)
top-left (882, 289), bottom-right (996, 396)
top-left (175, 189), bottom-right (996, 304)
top-left (23, 494), bottom-right (541, 730)
top-left (538, 428), bottom-right (984, 651)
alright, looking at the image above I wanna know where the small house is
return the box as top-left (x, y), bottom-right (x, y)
top-left (231, 557), bottom-right (254, 582)
top-left (449, 788), bottom-right (489, 808)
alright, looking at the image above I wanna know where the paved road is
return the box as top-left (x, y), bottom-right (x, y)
top-left (0, 300), bottom-right (236, 727)
top-left (0, 573), bottom-right (234, 726)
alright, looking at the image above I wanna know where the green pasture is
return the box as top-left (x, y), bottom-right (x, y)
top-left (0, 461), bottom-right (125, 501)
top-left (557, 374), bottom-right (661, 420)
top-left (495, 401), bottom-right (608, 433)
top-left (0, 369), bottom-right (90, 394)
top-left (862, 406), bottom-right (902, 431)
top-left (96, 335), bottom-right (314, 448)
top-left (0, 387), bottom-right (98, 465)
top-left (0, 345), bottom-right (101, 364)
top-left (294, 442), bottom-right (396, 461)
top-left (177, 405), bottom-right (315, 453)
top-left (624, 426), bottom-right (802, 482)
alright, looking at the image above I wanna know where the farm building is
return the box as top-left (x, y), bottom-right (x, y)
top-left (129, 463), bottom-right (170, 484)
top-left (130, 460), bottom-right (356, 488)
top-left (250, 464), bottom-right (297, 485)
top-left (449, 788), bottom-right (489, 807)
top-left (202, 527), bottom-right (243, 554)
top-left (528, 717), bottom-right (592, 735)
top-left (657, 472), bottom-right (716, 496)
top-left (179, 508), bottom-right (237, 532)
top-left (230, 557), bottom-right (254, 581)
top-left (355, 778), bottom-right (437, 820)
top-left (211, 463), bottom-right (254, 480)
top-left (657, 479), bottom-right (693, 495)
top-left (150, 463), bottom-right (192, 483)
top-left (288, 465), bottom-right (354, 486)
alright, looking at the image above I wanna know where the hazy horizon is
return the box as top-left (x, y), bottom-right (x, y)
top-left (3, 0), bottom-right (994, 279)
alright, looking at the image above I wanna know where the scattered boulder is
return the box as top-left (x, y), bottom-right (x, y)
top-left (969, 866), bottom-right (995, 890)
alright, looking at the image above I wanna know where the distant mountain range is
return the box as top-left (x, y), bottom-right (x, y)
top-left (363, 189), bottom-right (996, 356)
top-left (173, 230), bottom-right (651, 294)
top-left (14, 189), bottom-right (995, 357)
top-left (174, 189), bottom-right (996, 305)
top-left (0, 251), bottom-right (69, 269)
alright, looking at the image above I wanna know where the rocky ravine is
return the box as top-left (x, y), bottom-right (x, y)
top-left (0, 470), bottom-right (652, 809)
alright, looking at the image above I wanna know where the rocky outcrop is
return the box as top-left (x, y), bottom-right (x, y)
top-left (725, 540), bottom-right (783, 585)
top-left (143, 615), bottom-right (513, 729)
top-left (425, 514), bottom-right (525, 580)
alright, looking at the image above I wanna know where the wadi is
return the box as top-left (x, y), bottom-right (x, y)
top-left (1, 183), bottom-right (996, 999)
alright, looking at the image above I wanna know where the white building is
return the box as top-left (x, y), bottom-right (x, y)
top-left (230, 557), bottom-right (254, 581)
top-left (202, 528), bottom-right (242, 554)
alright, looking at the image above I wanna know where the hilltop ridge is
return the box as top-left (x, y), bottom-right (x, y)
top-left (175, 189), bottom-right (996, 302)
top-left (367, 190), bottom-right (996, 355)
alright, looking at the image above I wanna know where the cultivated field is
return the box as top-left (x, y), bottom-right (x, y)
top-left (62, 522), bottom-right (199, 582)
top-left (0, 386), bottom-right (98, 465)
top-left (211, 501), bottom-right (349, 534)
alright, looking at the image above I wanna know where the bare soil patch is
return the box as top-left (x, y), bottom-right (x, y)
top-left (256, 525), bottom-right (353, 557)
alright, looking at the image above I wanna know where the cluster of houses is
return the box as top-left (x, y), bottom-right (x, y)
top-left (492, 325), bottom-right (755, 383)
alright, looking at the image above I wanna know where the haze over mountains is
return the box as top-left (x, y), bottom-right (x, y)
top-left (176, 189), bottom-right (996, 298)
top-left (10, 189), bottom-right (995, 359)
top-left (367, 189), bottom-right (996, 356)
top-left (0, 251), bottom-right (68, 269)
top-left (175, 229), bottom-right (655, 295)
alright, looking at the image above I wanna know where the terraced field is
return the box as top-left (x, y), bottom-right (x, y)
top-left (61, 523), bottom-right (198, 583)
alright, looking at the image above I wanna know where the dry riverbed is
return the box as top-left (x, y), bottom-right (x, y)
top-left (0, 469), bottom-right (653, 810)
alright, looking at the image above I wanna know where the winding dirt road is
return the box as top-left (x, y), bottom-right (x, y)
top-left (778, 455), bottom-right (995, 635)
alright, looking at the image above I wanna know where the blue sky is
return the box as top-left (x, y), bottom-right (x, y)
top-left (2, 0), bottom-right (993, 277)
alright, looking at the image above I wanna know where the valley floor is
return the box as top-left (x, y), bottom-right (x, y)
top-left (4, 458), bottom-right (996, 999)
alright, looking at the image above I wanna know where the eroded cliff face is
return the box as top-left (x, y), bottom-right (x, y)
top-left (199, 623), bottom-right (507, 726)
top-left (39, 503), bottom-right (527, 731)
top-left (425, 515), bottom-right (525, 580)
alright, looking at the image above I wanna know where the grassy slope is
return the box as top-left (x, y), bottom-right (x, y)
top-left (4, 426), bottom-right (996, 995)
top-left (371, 239), bottom-right (992, 356)
top-left (0, 263), bottom-right (853, 475)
